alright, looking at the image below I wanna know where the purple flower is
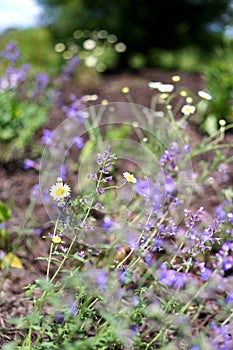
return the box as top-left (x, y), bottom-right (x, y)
top-left (59, 164), bottom-right (67, 180)
top-left (34, 228), bottom-right (42, 235)
top-left (102, 216), bottom-right (114, 229)
top-left (1, 41), bottom-right (20, 64)
top-left (97, 270), bottom-right (108, 289)
top-left (223, 256), bottom-right (233, 272)
top-left (33, 73), bottom-right (50, 97)
top-left (228, 213), bottom-right (233, 224)
top-left (69, 301), bottom-right (78, 316)
top-left (73, 136), bottom-right (84, 149)
top-left (23, 159), bottom-right (39, 171)
top-left (62, 56), bottom-right (80, 80)
top-left (42, 129), bottom-right (53, 145)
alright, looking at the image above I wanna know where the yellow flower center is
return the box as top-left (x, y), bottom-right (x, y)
top-left (55, 187), bottom-right (67, 197)
top-left (52, 236), bottom-right (62, 244)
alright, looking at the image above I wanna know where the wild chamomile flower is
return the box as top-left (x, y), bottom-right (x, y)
top-left (172, 75), bottom-right (181, 82)
top-left (198, 90), bottom-right (212, 101)
top-left (181, 104), bottom-right (196, 116)
top-left (122, 86), bottom-right (129, 94)
top-left (52, 236), bottom-right (62, 244)
top-left (49, 178), bottom-right (71, 201)
top-left (123, 172), bottom-right (137, 184)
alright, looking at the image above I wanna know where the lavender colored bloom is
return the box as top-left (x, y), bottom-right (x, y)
top-left (33, 73), bottom-right (50, 97)
top-left (59, 164), bottom-right (67, 180)
top-left (131, 325), bottom-right (140, 336)
top-left (62, 56), bottom-right (80, 80)
top-left (34, 228), bottom-right (42, 235)
top-left (209, 322), bottom-right (233, 350)
top-left (227, 213), bottom-right (233, 223)
top-left (198, 262), bottom-right (213, 281)
top-left (42, 129), bottom-right (53, 145)
top-left (97, 270), bottom-right (108, 289)
top-left (1, 41), bottom-right (20, 64)
top-left (164, 173), bottom-right (176, 193)
top-left (102, 216), bottom-right (114, 229)
top-left (223, 256), bottom-right (233, 272)
top-left (135, 178), bottom-right (153, 197)
top-left (69, 301), bottom-right (78, 315)
top-left (226, 292), bottom-right (233, 304)
top-left (87, 173), bottom-right (98, 180)
top-left (23, 159), bottom-right (38, 170)
top-left (160, 264), bottom-right (187, 288)
top-left (73, 136), bottom-right (84, 149)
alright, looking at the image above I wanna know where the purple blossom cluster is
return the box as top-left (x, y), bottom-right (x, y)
top-left (62, 56), bottom-right (80, 81)
top-left (88, 145), bottom-right (117, 195)
top-left (62, 94), bottom-right (88, 123)
top-left (159, 142), bottom-right (190, 171)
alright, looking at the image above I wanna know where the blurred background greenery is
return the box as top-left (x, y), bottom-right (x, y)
top-left (1, 0), bottom-right (233, 135)
top-left (0, 0), bottom-right (233, 73)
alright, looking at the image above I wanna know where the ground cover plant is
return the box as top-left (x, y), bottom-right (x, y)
top-left (0, 42), bottom-right (233, 350)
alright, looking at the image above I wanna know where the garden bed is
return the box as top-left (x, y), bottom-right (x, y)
top-left (1, 68), bottom-right (233, 349)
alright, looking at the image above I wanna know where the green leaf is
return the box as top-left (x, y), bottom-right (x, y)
top-left (0, 201), bottom-right (11, 223)
top-left (202, 114), bottom-right (218, 136)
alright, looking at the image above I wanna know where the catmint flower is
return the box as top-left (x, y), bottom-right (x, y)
top-left (62, 56), bottom-right (80, 80)
top-left (94, 202), bottom-right (104, 211)
top-left (227, 213), bottom-right (233, 223)
top-left (23, 159), bottom-right (40, 171)
top-left (1, 41), bottom-right (20, 64)
top-left (59, 164), bottom-right (67, 180)
top-left (73, 136), bottom-right (84, 149)
top-left (97, 270), bottom-right (108, 290)
top-left (33, 73), bottom-right (50, 97)
top-left (42, 129), bottom-right (53, 145)
top-left (102, 216), bottom-right (114, 229)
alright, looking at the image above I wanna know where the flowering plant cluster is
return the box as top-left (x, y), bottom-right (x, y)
top-left (2, 68), bottom-right (233, 350)
top-left (0, 41), bottom-right (53, 161)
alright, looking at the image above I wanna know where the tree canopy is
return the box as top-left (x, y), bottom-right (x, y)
top-left (37, 0), bottom-right (233, 67)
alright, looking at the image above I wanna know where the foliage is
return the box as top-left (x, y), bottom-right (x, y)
top-left (198, 44), bottom-right (233, 134)
top-left (0, 41), bottom-right (53, 161)
top-left (55, 29), bottom-right (126, 73)
top-left (36, 0), bottom-right (232, 68)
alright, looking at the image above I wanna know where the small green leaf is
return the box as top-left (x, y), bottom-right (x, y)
top-left (0, 201), bottom-right (11, 223)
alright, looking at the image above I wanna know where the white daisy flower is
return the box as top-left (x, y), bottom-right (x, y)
top-left (148, 81), bottom-right (162, 89)
top-left (157, 83), bottom-right (174, 93)
top-left (181, 104), bottom-right (196, 116)
top-left (49, 181), bottom-right (71, 201)
top-left (198, 90), bottom-right (212, 101)
top-left (123, 172), bottom-right (137, 184)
